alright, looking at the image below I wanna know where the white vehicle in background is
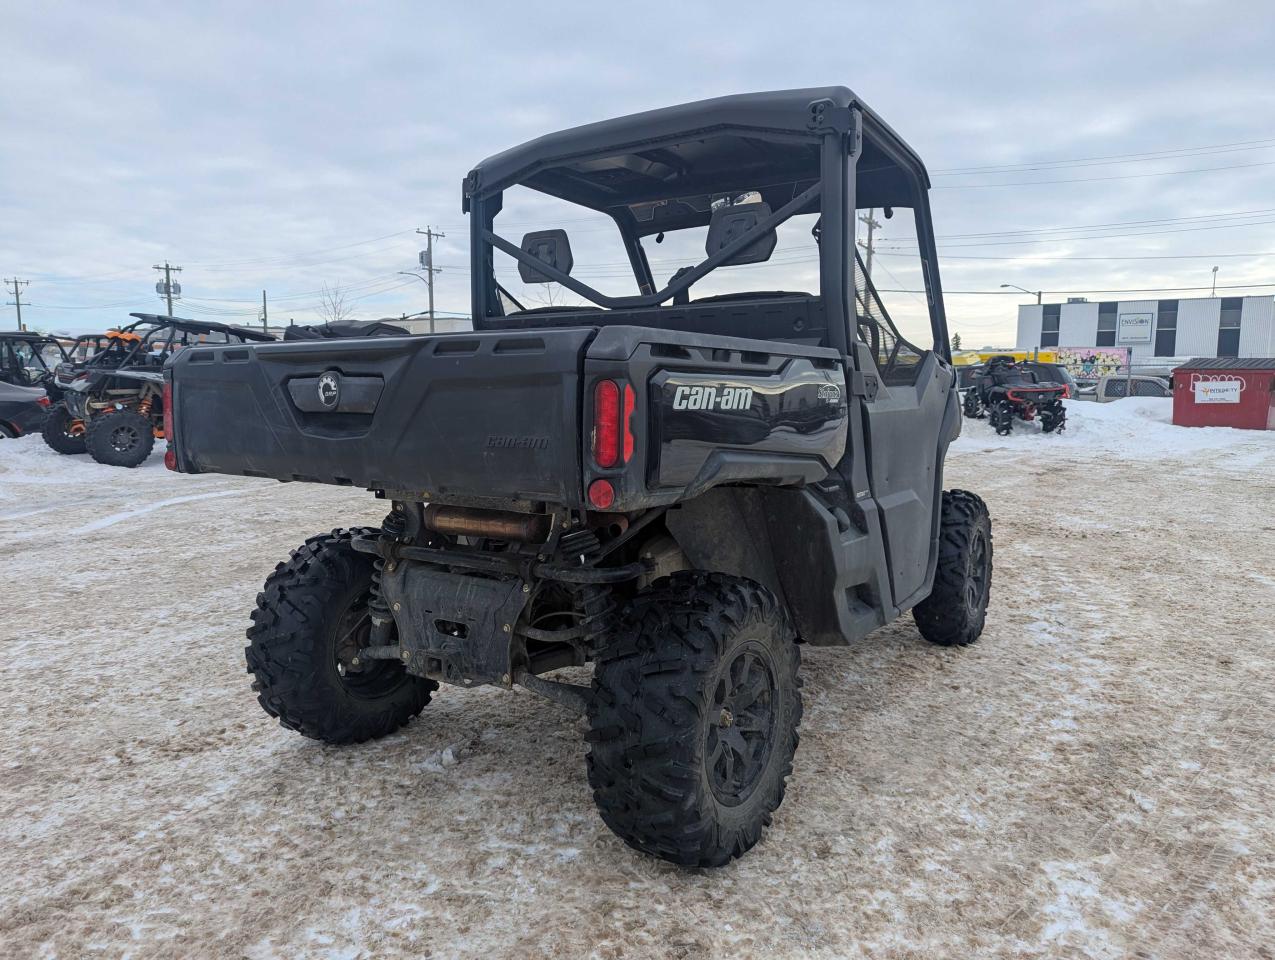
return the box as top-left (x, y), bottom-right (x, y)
top-left (1093, 374), bottom-right (1173, 402)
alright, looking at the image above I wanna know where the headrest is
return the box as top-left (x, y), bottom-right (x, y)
top-left (705, 202), bottom-right (777, 266)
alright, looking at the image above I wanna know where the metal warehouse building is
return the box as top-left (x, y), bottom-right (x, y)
top-left (1016, 295), bottom-right (1275, 361)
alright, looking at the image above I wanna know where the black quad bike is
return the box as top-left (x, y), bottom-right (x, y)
top-left (168, 87), bottom-right (994, 867)
top-left (49, 313), bottom-right (274, 466)
top-left (962, 356), bottom-right (1067, 435)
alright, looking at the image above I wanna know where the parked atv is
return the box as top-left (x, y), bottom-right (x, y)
top-left (962, 356), bottom-right (1067, 435)
top-left (52, 314), bottom-right (274, 466)
top-left (167, 88), bottom-right (994, 867)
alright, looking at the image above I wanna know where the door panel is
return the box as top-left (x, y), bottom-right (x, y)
top-left (859, 349), bottom-right (953, 607)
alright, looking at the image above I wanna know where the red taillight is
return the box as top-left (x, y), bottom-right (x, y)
top-left (593, 379), bottom-right (620, 467)
top-left (37, 395), bottom-right (51, 407)
top-left (588, 478), bottom-right (615, 509)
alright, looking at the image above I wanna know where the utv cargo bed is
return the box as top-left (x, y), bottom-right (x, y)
top-left (169, 329), bottom-right (591, 502)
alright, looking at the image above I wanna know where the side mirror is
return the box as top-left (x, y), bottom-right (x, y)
top-left (518, 229), bottom-right (573, 283)
top-left (705, 202), bottom-right (777, 266)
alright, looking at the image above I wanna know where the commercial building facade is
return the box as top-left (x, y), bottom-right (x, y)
top-left (1015, 295), bottom-right (1275, 362)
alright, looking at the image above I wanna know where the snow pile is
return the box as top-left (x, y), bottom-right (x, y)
top-left (954, 397), bottom-right (1275, 467)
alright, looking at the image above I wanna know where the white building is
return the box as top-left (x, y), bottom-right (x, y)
top-left (1015, 295), bottom-right (1275, 361)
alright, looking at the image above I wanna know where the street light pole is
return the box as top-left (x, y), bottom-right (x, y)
top-left (398, 271), bottom-right (435, 333)
top-left (1000, 283), bottom-right (1042, 304)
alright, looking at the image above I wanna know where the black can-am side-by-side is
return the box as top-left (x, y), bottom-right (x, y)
top-left (45, 314), bottom-right (275, 466)
top-left (962, 355), bottom-right (1068, 435)
top-left (167, 87), bottom-right (994, 867)
top-left (0, 331), bottom-right (66, 437)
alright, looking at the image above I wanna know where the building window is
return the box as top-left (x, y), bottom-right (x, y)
top-left (1155, 299), bottom-right (1178, 356)
top-left (1041, 303), bottom-right (1060, 347)
top-left (1097, 302), bottom-right (1118, 346)
top-left (1218, 297), bottom-right (1242, 357)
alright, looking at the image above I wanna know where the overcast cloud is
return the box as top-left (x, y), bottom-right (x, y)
top-left (2, 0), bottom-right (1273, 342)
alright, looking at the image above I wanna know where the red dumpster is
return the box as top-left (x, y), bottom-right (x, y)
top-left (1172, 358), bottom-right (1275, 430)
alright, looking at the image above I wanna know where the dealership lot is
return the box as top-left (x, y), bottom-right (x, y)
top-left (2, 402), bottom-right (1273, 959)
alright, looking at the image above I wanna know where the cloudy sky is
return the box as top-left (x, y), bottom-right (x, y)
top-left (2, 1), bottom-right (1273, 344)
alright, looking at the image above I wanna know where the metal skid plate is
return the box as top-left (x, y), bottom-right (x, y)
top-left (380, 562), bottom-right (528, 688)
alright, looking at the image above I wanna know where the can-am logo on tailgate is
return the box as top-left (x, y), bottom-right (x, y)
top-left (672, 385), bottom-right (754, 411)
top-left (317, 372), bottom-right (341, 409)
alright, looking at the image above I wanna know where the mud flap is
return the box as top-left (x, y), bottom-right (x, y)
top-left (380, 563), bottom-right (529, 687)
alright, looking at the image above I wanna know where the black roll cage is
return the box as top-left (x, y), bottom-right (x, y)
top-left (463, 90), bottom-right (950, 361)
top-left (81, 313), bottom-right (273, 372)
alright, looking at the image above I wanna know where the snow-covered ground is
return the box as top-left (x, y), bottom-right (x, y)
top-left (1, 399), bottom-right (1272, 959)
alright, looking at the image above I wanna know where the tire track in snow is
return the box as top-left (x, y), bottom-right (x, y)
top-left (70, 489), bottom-right (246, 534)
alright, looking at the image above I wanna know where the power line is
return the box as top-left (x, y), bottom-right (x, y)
top-left (932, 159), bottom-right (1275, 189)
top-left (932, 138), bottom-right (1275, 175)
top-left (933, 207), bottom-right (1275, 240)
top-left (878, 216), bottom-right (1275, 250)
top-left (182, 229), bottom-right (417, 268)
top-left (882, 282), bottom-right (1275, 296)
top-left (877, 250), bottom-right (1275, 262)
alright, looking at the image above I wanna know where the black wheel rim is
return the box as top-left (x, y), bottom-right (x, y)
top-left (965, 530), bottom-right (990, 613)
top-left (707, 643), bottom-right (778, 807)
top-left (332, 595), bottom-right (405, 699)
top-left (110, 424), bottom-right (140, 452)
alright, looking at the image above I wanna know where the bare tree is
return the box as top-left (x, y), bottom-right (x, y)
top-left (525, 282), bottom-right (577, 310)
top-left (317, 282), bottom-right (355, 325)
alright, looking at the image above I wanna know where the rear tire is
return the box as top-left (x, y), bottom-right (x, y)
top-left (246, 529), bottom-right (436, 744)
top-left (587, 572), bottom-right (802, 867)
top-left (913, 490), bottom-right (993, 647)
top-left (41, 404), bottom-right (87, 454)
top-left (86, 409), bottom-right (154, 467)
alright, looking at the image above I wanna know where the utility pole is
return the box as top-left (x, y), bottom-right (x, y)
top-left (856, 209), bottom-right (882, 278)
top-left (4, 278), bottom-right (29, 331)
top-left (416, 226), bottom-right (445, 325)
top-left (261, 290), bottom-right (268, 331)
top-left (153, 262), bottom-right (182, 315)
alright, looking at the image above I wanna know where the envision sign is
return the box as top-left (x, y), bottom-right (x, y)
top-left (1117, 313), bottom-right (1154, 344)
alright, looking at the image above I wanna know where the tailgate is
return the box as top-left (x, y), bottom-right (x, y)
top-left (169, 330), bottom-right (592, 502)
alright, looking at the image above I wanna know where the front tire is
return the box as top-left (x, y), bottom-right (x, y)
top-left (990, 398), bottom-right (1014, 436)
top-left (962, 389), bottom-right (984, 419)
top-left (1040, 398), bottom-right (1066, 433)
top-left (41, 403), bottom-right (87, 454)
top-left (246, 529), bottom-right (436, 744)
top-left (86, 409), bottom-right (154, 467)
top-left (913, 490), bottom-right (993, 646)
top-left (587, 572), bottom-right (802, 867)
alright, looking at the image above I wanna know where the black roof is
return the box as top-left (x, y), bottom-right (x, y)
top-left (126, 313), bottom-right (275, 342)
top-left (1176, 357), bottom-right (1275, 370)
top-left (0, 330), bottom-right (59, 341)
top-left (467, 87), bottom-right (928, 222)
